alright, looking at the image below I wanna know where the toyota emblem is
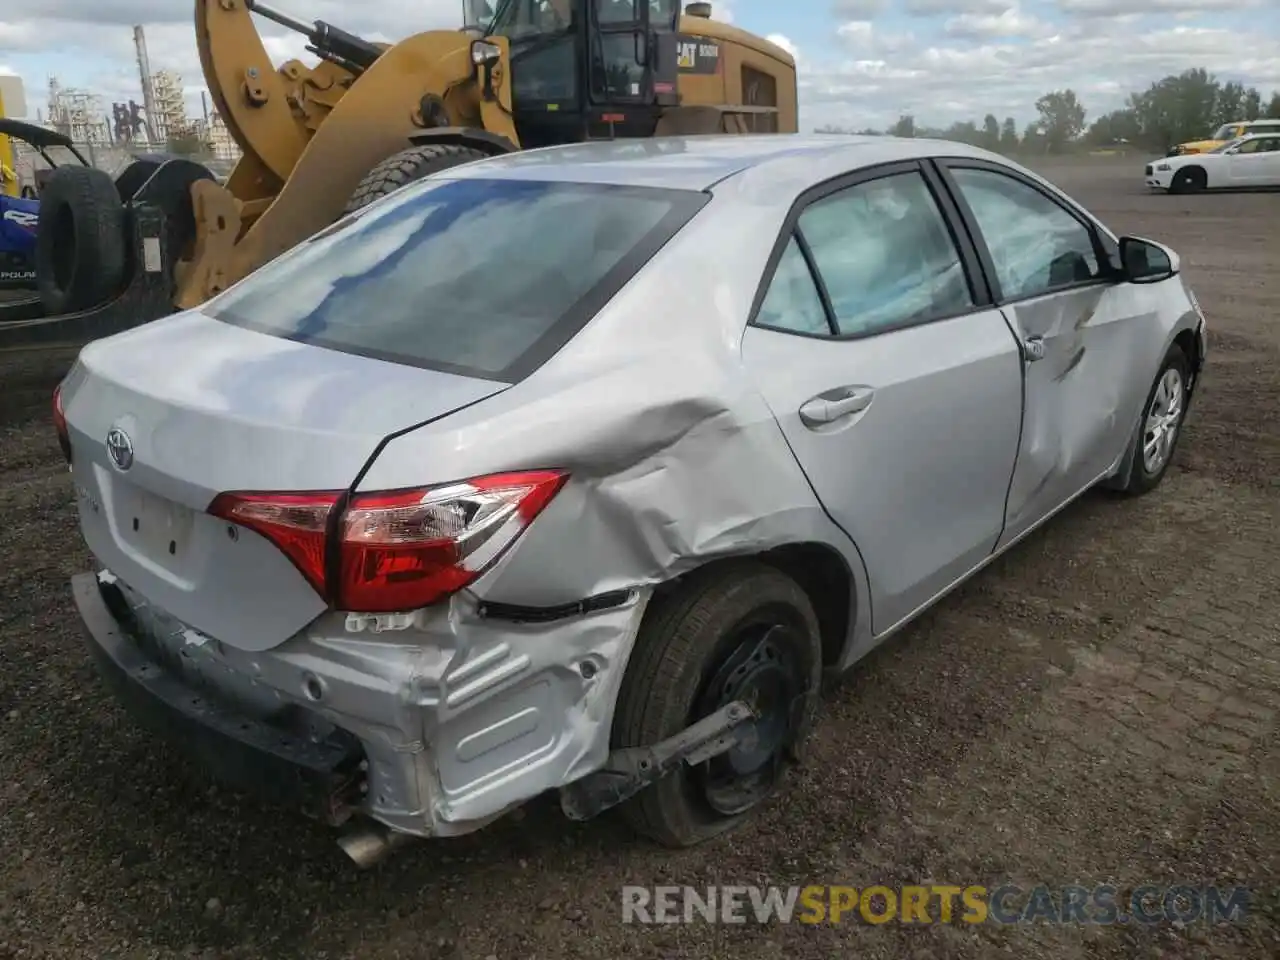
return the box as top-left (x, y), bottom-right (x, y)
top-left (105, 428), bottom-right (134, 471)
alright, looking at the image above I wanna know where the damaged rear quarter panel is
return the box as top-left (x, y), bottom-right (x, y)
top-left (356, 193), bottom-right (869, 629)
top-left (343, 196), bottom-right (873, 830)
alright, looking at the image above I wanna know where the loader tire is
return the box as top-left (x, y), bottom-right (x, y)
top-left (342, 144), bottom-right (491, 215)
top-left (35, 165), bottom-right (127, 315)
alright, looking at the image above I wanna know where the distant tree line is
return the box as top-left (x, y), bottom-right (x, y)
top-left (817, 67), bottom-right (1280, 155)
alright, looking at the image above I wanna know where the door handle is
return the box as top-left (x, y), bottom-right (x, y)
top-left (799, 387), bottom-right (874, 427)
top-left (1021, 336), bottom-right (1046, 362)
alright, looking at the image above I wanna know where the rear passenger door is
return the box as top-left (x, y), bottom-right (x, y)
top-left (936, 159), bottom-right (1156, 548)
top-left (740, 161), bottom-right (1026, 636)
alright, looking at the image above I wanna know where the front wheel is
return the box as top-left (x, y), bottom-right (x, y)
top-left (1170, 167), bottom-right (1206, 194)
top-left (612, 562), bottom-right (823, 848)
top-left (1116, 344), bottom-right (1191, 496)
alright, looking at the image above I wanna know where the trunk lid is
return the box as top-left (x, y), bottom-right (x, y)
top-left (63, 311), bottom-right (507, 651)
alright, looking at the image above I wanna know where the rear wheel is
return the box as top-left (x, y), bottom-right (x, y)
top-left (1170, 167), bottom-right (1206, 194)
top-left (612, 562), bottom-right (823, 848)
top-left (35, 166), bottom-right (127, 315)
top-left (342, 144), bottom-right (491, 215)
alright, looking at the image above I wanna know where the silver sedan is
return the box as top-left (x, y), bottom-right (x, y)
top-left (58, 133), bottom-right (1207, 864)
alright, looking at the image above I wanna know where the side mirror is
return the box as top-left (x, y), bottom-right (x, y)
top-left (1118, 236), bottom-right (1177, 284)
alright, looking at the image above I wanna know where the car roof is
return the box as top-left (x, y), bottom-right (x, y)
top-left (440, 134), bottom-right (1005, 193)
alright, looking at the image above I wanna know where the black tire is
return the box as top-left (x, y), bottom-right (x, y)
top-left (1117, 343), bottom-right (1191, 496)
top-left (612, 561), bottom-right (823, 848)
top-left (1170, 167), bottom-right (1206, 194)
top-left (35, 166), bottom-right (127, 315)
top-left (342, 144), bottom-right (491, 215)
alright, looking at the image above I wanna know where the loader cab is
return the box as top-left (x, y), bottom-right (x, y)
top-left (467, 0), bottom-right (682, 147)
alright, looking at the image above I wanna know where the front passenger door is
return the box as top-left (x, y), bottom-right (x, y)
top-left (1228, 137), bottom-right (1280, 185)
top-left (940, 161), bottom-right (1160, 548)
top-left (740, 163), bottom-right (1025, 636)
top-left (1259, 138), bottom-right (1280, 184)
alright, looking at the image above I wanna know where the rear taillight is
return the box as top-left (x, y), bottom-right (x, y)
top-left (52, 383), bottom-right (71, 464)
top-left (209, 470), bottom-right (566, 613)
top-left (209, 491), bottom-right (340, 596)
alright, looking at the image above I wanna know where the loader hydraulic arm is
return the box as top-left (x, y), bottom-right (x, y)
top-left (244, 0), bottom-right (382, 75)
top-left (180, 0), bottom-right (517, 311)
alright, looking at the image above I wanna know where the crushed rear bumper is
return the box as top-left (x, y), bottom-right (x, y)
top-left (71, 568), bottom-right (649, 838)
top-left (72, 572), bottom-right (366, 824)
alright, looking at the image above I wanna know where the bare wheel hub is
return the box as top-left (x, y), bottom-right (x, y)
top-left (692, 621), bottom-right (803, 817)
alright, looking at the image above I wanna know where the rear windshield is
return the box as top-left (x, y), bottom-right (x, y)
top-left (206, 176), bottom-right (708, 381)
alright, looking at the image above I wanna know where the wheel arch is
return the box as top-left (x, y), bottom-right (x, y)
top-left (1173, 325), bottom-right (1203, 382)
top-left (1103, 323), bottom-right (1199, 491)
top-left (1178, 164), bottom-right (1208, 187)
top-left (406, 126), bottom-right (519, 156)
top-left (648, 541), bottom-right (863, 673)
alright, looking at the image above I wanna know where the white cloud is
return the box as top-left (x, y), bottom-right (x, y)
top-left (838, 20), bottom-right (876, 46)
top-left (1057, 0), bottom-right (1264, 14)
top-left (945, 6), bottom-right (1051, 39)
top-left (766, 33), bottom-right (800, 63)
top-left (831, 0), bottom-right (890, 19)
top-left (905, 0), bottom-right (1012, 13)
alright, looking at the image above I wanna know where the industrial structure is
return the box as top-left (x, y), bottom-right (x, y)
top-left (46, 80), bottom-right (112, 145)
top-left (9, 23), bottom-right (242, 177)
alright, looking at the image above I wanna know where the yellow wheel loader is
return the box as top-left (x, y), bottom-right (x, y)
top-left (2, 0), bottom-right (796, 349)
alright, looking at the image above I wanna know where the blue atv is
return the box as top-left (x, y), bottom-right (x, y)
top-left (0, 119), bottom-right (95, 293)
top-left (0, 191), bottom-right (39, 289)
top-left (0, 118), bottom-right (200, 336)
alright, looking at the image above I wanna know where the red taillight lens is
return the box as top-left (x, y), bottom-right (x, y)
top-left (208, 470), bottom-right (566, 613)
top-left (337, 470), bottom-right (567, 612)
top-left (208, 490), bottom-right (341, 596)
top-left (52, 383), bottom-right (71, 464)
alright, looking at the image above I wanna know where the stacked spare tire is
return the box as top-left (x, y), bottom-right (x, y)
top-left (35, 165), bottom-right (129, 315)
top-left (0, 154), bottom-right (175, 324)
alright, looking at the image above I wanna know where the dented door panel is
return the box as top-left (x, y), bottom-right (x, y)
top-left (998, 282), bottom-right (1164, 546)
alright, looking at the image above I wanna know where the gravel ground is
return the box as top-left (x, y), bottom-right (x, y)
top-left (1, 158), bottom-right (1278, 960)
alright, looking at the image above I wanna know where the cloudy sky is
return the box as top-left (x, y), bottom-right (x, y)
top-left (1, 0), bottom-right (1278, 131)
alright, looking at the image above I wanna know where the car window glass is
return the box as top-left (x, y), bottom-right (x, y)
top-left (756, 236), bottom-right (831, 335)
top-left (1236, 139), bottom-right (1262, 154)
top-left (596, 0), bottom-right (638, 22)
top-left (796, 172), bottom-right (974, 337)
top-left (206, 178), bottom-right (702, 379)
top-left (950, 167), bottom-right (1102, 301)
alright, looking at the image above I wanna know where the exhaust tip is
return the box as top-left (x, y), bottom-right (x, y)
top-left (337, 823), bottom-right (414, 869)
